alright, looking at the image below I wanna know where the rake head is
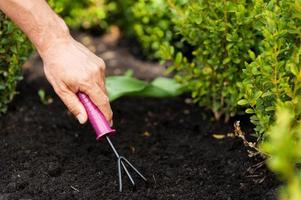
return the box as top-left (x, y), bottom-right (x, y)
top-left (106, 136), bottom-right (147, 192)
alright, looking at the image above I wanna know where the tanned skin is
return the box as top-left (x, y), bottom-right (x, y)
top-left (0, 0), bottom-right (113, 125)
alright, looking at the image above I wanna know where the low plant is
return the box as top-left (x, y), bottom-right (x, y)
top-left (238, 0), bottom-right (301, 137)
top-left (48, 0), bottom-right (117, 30)
top-left (0, 13), bottom-right (32, 113)
top-left (161, 0), bottom-right (262, 121)
top-left (113, 0), bottom-right (186, 59)
top-left (38, 89), bottom-right (53, 105)
top-left (160, 0), bottom-right (301, 137)
top-left (106, 73), bottom-right (185, 101)
top-left (261, 103), bottom-right (301, 200)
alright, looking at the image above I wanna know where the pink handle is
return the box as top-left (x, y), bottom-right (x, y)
top-left (77, 92), bottom-right (115, 140)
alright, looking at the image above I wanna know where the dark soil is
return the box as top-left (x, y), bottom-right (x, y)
top-left (0, 76), bottom-right (279, 200)
top-left (1, 30), bottom-right (279, 199)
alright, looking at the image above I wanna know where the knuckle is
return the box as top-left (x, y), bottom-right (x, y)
top-left (63, 98), bottom-right (80, 116)
top-left (79, 79), bottom-right (93, 90)
top-left (98, 59), bottom-right (106, 69)
top-left (68, 105), bottom-right (78, 115)
top-left (81, 74), bottom-right (91, 83)
top-left (54, 86), bottom-right (68, 97)
top-left (89, 64), bottom-right (99, 74)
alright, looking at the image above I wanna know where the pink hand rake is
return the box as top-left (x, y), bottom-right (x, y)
top-left (77, 92), bottom-right (147, 192)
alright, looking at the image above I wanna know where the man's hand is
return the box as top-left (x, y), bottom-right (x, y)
top-left (0, 0), bottom-right (113, 124)
top-left (41, 36), bottom-right (112, 124)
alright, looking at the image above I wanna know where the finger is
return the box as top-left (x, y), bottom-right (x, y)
top-left (83, 84), bottom-right (113, 125)
top-left (56, 87), bottom-right (88, 124)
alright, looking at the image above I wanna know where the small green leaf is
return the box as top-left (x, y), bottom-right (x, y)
top-left (245, 108), bottom-right (254, 114)
top-left (248, 50), bottom-right (256, 60)
top-left (237, 99), bottom-right (248, 106)
top-left (290, 64), bottom-right (298, 76)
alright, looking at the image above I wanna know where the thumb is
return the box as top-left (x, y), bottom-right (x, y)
top-left (57, 89), bottom-right (88, 124)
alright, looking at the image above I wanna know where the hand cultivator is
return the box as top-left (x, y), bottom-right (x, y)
top-left (77, 92), bottom-right (147, 192)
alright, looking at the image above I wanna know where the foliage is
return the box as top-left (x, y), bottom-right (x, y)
top-left (239, 0), bottom-right (301, 136)
top-left (257, 3), bottom-right (301, 199)
top-left (106, 75), bottom-right (185, 101)
top-left (113, 0), bottom-right (186, 59)
top-left (48, 0), bottom-right (116, 30)
top-left (261, 103), bottom-right (301, 200)
top-left (161, 0), bottom-right (262, 121)
top-left (0, 13), bottom-right (32, 114)
top-left (142, 0), bottom-right (301, 137)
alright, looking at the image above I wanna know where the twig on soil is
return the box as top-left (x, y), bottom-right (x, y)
top-left (70, 185), bottom-right (79, 192)
top-left (233, 121), bottom-right (265, 158)
top-left (233, 122), bottom-right (269, 183)
top-left (152, 174), bottom-right (157, 186)
top-left (247, 161), bottom-right (265, 174)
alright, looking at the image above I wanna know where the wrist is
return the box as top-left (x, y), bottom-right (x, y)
top-left (35, 15), bottom-right (71, 57)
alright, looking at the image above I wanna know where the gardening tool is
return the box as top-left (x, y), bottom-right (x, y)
top-left (77, 92), bottom-right (147, 192)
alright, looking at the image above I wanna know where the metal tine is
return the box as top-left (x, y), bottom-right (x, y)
top-left (106, 136), bottom-right (147, 192)
top-left (118, 158), bottom-right (136, 192)
top-left (121, 156), bottom-right (148, 182)
top-left (117, 157), bottom-right (122, 192)
top-left (120, 158), bottom-right (136, 187)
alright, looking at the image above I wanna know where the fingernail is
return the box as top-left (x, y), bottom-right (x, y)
top-left (76, 113), bottom-right (85, 124)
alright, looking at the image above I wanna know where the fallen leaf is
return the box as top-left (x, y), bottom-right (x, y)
top-left (212, 134), bottom-right (226, 139)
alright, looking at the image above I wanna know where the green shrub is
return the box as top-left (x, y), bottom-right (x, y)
top-left (238, 0), bottom-right (301, 136)
top-left (257, 2), bottom-right (301, 199)
top-left (48, 0), bottom-right (116, 30)
top-left (130, 0), bottom-right (174, 58)
top-left (161, 0), bottom-right (263, 121)
top-left (0, 13), bottom-right (32, 113)
top-left (138, 0), bottom-right (301, 137)
top-left (261, 103), bottom-right (301, 200)
top-left (113, 0), bottom-right (186, 59)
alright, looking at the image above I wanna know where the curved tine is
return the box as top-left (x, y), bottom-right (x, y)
top-left (120, 158), bottom-right (136, 188)
top-left (121, 156), bottom-right (147, 182)
top-left (118, 157), bottom-right (122, 192)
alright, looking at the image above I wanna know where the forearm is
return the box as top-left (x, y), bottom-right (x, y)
top-left (0, 0), bottom-right (112, 124)
top-left (0, 0), bottom-right (70, 55)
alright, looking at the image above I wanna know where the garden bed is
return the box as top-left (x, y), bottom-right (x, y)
top-left (0, 78), bottom-right (279, 200)
top-left (0, 32), bottom-right (279, 200)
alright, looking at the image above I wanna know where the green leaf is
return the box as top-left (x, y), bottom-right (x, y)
top-left (175, 52), bottom-right (182, 64)
top-left (106, 76), bottom-right (147, 101)
top-left (248, 50), bottom-right (256, 60)
top-left (223, 57), bottom-right (231, 65)
top-left (237, 99), bottom-right (248, 106)
top-left (106, 76), bottom-right (185, 101)
top-left (290, 64), bottom-right (298, 76)
top-left (245, 108), bottom-right (254, 114)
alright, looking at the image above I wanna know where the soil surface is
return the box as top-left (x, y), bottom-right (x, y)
top-left (0, 79), bottom-right (279, 200)
top-left (0, 30), bottom-right (279, 200)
